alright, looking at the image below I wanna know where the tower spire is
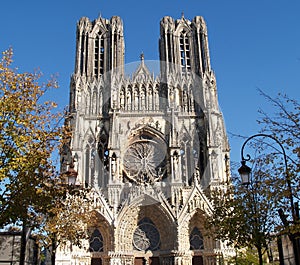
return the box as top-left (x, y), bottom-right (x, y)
top-left (140, 52), bottom-right (144, 64)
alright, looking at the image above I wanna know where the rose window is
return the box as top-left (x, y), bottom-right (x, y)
top-left (123, 139), bottom-right (166, 184)
top-left (133, 218), bottom-right (160, 251)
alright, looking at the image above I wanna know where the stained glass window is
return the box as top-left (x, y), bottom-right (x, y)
top-left (89, 229), bottom-right (104, 252)
top-left (190, 227), bottom-right (204, 250)
top-left (133, 218), bottom-right (160, 251)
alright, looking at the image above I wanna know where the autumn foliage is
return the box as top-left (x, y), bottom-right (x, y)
top-left (0, 48), bottom-right (96, 265)
top-left (0, 47), bottom-right (66, 228)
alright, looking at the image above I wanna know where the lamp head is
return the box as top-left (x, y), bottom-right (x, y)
top-left (238, 160), bottom-right (251, 185)
top-left (66, 162), bottom-right (78, 185)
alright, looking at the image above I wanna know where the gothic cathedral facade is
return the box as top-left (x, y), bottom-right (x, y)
top-left (58, 14), bottom-right (231, 265)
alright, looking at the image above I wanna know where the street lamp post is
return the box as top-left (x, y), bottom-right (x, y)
top-left (238, 133), bottom-right (299, 265)
top-left (65, 158), bottom-right (79, 186)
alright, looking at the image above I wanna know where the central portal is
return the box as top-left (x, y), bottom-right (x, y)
top-left (134, 257), bottom-right (159, 265)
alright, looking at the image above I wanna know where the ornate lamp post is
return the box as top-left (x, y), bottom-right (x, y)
top-left (65, 160), bottom-right (78, 186)
top-left (238, 133), bottom-right (299, 265)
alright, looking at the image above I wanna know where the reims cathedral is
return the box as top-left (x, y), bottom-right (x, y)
top-left (58, 14), bottom-right (232, 265)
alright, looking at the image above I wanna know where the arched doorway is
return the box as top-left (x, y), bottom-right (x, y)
top-left (192, 256), bottom-right (203, 265)
top-left (134, 257), bottom-right (160, 265)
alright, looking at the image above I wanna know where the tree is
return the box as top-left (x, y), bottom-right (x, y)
top-left (39, 186), bottom-right (94, 265)
top-left (0, 48), bottom-right (97, 265)
top-left (208, 170), bottom-right (277, 264)
top-left (0, 48), bottom-right (64, 264)
top-left (257, 89), bottom-right (300, 263)
top-left (207, 90), bottom-right (300, 264)
top-left (257, 89), bottom-right (300, 207)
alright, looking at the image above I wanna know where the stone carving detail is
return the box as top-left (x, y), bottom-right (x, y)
top-left (119, 83), bottom-right (160, 111)
top-left (187, 194), bottom-right (208, 214)
top-left (131, 118), bottom-right (162, 133)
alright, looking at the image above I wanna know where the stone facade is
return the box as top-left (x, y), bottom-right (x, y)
top-left (0, 231), bottom-right (38, 264)
top-left (57, 14), bottom-right (232, 265)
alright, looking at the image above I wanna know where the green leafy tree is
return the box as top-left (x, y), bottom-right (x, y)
top-left (208, 170), bottom-right (277, 265)
top-left (207, 90), bottom-right (299, 264)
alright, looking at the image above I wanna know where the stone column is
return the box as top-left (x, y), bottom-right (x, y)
top-left (108, 252), bottom-right (134, 265)
top-left (160, 251), bottom-right (192, 265)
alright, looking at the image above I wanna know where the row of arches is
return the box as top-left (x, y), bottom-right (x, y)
top-left (82, 83), bottom-right (198, 115)
top-left (169, 85), bottom-right (196, 112)
top-left (119, 85), bottom-right (160, 111)
top-left (89, 224), bottom-right (204, 253)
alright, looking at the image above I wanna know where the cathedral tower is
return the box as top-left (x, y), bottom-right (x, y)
top-left (58, 14), bottom-right (231, 265)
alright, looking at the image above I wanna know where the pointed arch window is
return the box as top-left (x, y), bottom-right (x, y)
top-left (190, 227), bottom-right (204, 250)
top-left (179, 30), bottom-right (191, 73)
top-left (167, 32), bottom-right (173, 63)
top-left (99, 133), bottom-right (109, 168)
top-left (180, 133), bottom-right (193, 185)
top-left (85, 137), bottom-right (95, 187)
top-left (94, 33), bottom-right (105, 77)
top-left (199, 32), bottom-right (207, 72)
top-left (97, 131), bottom-right (109, 187)
top-left (113, 30), bottom-right (119, 69)
top-left (85, 145), bottom-right (90, 186)
top-left (89, 228), bottom-right (104, 252)
top-left (80, 32), bottom-right (88, 75)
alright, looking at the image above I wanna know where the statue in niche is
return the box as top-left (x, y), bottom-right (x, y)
top-left (173, 152), bottom-right (180, 179)
top-left (141, 89), bottom-right (146, 110)
top-left (126, 90), bottom-right (131, 110)
top-left (120, 90), bottom-right (125, 109)
top-left (183, 90), bottom-right (188, 111)
top-left (111, 156), bottom-right (117, 177)
top-left (194, 167), bottom-right (201, 185)
top-left (148, 89), bottom-right (153, 110)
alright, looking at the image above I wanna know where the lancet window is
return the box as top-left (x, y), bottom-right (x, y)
top-left (199, 32), bottom-right (207, 72)
top-left (94, 32), bottom-right (105, 77)
top-left (179, 30), bottom-right (191, 73)
top-left (167, 32), bottom-right (173, 63)
top-left (85, 137), bottom-right (96, 187)
top-left (180, 134), bottom-right (193, 184)
top-left (113, 30), bottom-right (118, 69)
top-left (98, 132), bottom-right (109, 186)
top-left (79, 32), bottom-right (88, 75)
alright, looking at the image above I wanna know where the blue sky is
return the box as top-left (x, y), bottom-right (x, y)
top-left (0, 0), bottom-right (299, 165)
